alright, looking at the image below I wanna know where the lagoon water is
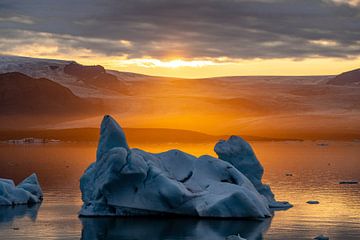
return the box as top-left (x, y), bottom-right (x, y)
top-left (0, 141), bottom-right (359, 239)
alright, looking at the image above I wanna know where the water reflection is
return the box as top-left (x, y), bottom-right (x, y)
top-left (0, 142), bottom-right (359, 239)
top-left (0, 204), bottom-right (41, 223)
top-left (81, 216), bottom-right (272, 240)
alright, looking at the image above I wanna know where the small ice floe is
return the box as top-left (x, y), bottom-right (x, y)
top-left (314, 234), bottom-right (329, 240)
top-left (2, 138), bottom-right (60, 144)
top-left (317, 143), bottom-right (329, 147)
top-left (0, 173), bottom-right (43, 206)
top-left (269, 201), bottom-right (293, 209)
top-left (306, 200), bottom-right (320, 204)
top-left (339, 180), bottom-right (358, 185)
top-left (226, 234), bottom-right (247, 240)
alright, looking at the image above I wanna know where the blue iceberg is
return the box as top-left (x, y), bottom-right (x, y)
top-left (0, 174), bottom-right (43, 206)
top-left (80, 115), bottom-right (291, 218)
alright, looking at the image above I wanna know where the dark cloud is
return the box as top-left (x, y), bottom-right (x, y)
top-left (0, 0), bottom-right (359, 59)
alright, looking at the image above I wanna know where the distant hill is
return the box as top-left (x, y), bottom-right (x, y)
top-left (0, 55), bottom-right (138, 98)
top-left (0, 128), bottom-right (299, 143)
top-left (327, 68), bottom-right (360, 86)
top-left (0, 72), bottom-right (104, 115)
top-left (0, 56), bottom-right (359, 140)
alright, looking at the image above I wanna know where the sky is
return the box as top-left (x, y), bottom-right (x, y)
top-left (0, 0), bottom-right (359, 78)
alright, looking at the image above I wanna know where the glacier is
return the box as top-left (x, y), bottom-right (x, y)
top-left (79, 115), bottom-right (291, 218)
top-left (0, 174), bottom-right (43, 206)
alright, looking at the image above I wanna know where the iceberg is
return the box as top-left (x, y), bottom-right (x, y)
top-left (80, 115), bottom-right (291, 218)
top-left (314, 234), bottom-right (329, 240)
top-left (339, 180), bottom-right (358, 184)
top-left (0, 174), bottom-right (43, 206)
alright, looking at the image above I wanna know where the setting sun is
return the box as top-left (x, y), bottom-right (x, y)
top-left (115, 58), bottom-right (215, 69)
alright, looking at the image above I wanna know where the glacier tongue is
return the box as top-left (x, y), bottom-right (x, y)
top-left (0, 173), bottom-right (43, 206)
top-left (80, 115), bottom-right (291, 218)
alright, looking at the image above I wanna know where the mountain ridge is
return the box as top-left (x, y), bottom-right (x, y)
top-left (0, 55), bottom-right (359, 140)
top-left (0, 72), bottom-right (104, 115)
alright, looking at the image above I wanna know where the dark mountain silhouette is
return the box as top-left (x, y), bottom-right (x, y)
top-left (327, 68), bottom-right (360, 86)
top-left (0, 72), bottom-right (104, 115)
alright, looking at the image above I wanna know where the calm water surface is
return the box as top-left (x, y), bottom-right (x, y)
top-left (0, 141), bottom-right (359, 240)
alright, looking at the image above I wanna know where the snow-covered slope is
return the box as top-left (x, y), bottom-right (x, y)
top-left (79, 115), bottom-right (291, 218)
top-left (0, 55), bottom-right (74, 86)
top-left (0, 173), bottom-right (43, 206)
top-left (0, 55), bottom-right (132, 98)
top-left (327, 68), bottom-right (360, 87)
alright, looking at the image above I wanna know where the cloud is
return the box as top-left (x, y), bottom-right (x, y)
top-left (0, 0), bottom-right (359, 60)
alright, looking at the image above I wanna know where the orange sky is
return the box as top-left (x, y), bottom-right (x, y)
top-left (4, 51), bottom-right (359, 78)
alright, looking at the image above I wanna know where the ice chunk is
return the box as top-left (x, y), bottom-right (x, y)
top-left (0, 174), bottom-right (43, 206)
top-left (339, 180), bottom-right (358, 184)
top-left (79, 115), bottom-right (286, 218)
top-left (214, 136), bottom-right (292, 209)
top-left (314, 234), bottom-right (329, 240)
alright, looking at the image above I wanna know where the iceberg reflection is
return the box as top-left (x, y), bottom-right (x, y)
top-left (0, 204), bottom-right (40, 223)
top-left (81, 216), bottom-right (272, 240)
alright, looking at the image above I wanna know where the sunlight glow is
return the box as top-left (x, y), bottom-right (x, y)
top-left (116, 58), bottom-right (216, 68)
top-left (331, 0), bottom-right (360, 6)
top-left (309, 39), bottom-right (339, 47)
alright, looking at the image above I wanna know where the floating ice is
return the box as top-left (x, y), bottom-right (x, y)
top-left (80, 115), bottom-right (291, 218)
top-left (339, 180), bottom-right (358, 184)
top-left (0, 174), bottom-right (43, 206)
top-left (314, 234), bottom-right (329, 240)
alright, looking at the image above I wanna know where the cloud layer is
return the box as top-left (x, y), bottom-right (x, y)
top-left (0, 0), bottom-right (359, 60)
